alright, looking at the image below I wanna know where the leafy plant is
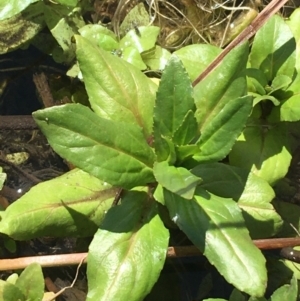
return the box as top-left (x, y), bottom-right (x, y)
top-left (76, 3), bottom-right (170, 71)
top-left (1, 3), bottom-right (300, 301)
top-left (0, 167), bottom-right (6, 192)
top-left (0, 263), bottom-right (44, 301)
top-left (229, 12), bottom-right (300, 186)
top-left (0, 0), bottom-right (88, 63)
top-left (0, 1), bottom-right (170, 70)
top-left (204, 276), bottom-right (297, 301)
top-left (0, 35), bottom-right (266, 299)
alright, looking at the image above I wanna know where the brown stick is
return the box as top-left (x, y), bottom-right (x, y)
top-left (254, 237), bottom-right (300, 250)
top-left (0, 252), bottom-right (87, 271)
top-left (192, 0), bottom-right (289, 87)
top-left (33, 72), bottom-right (55, 108)
top-left (0, 115), bottom-right (38, 130)
top-left (1, 237), bottom-right (300, 271)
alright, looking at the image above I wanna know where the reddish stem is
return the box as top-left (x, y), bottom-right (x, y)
top-left (1, 237), bottom-right (300, 271)
top-left (192, 0), bottom-right (289, 87)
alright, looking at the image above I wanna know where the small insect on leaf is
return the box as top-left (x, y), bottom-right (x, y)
top-left (132, 21), bottom-right (141, 37)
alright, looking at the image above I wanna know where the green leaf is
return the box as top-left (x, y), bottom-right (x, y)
top-left (152, 55), bottom-right (196, 162)
top-left (284, 71), bottom-right (300, 95)
top-left (119, 26), bottom-right (160, 54)
top-left (229, 288), bottom-right (247, 301)
top-left (153, 184), bottom-right (165, 205)
top-left (229, 124), bottom-right (292, 185)
top-left (153, 55), bottom-right (195, 139)
top-left (266, 71), bottom-right (300, 123)
top-left (0, 0), bottom-right (39, 20)
top-left (0, 169), bottom-right (118, 240)
top-left (246, 68), bottom-right (268, 96)
top-left (250, 15), bottom-right (296, 81)
top-left (191, 163), bottom-right (282, 238)
top-left (153, 161), bottom-right (201, 200)
top-left (203, 299), bottom-right (227, 301)
top-left (222, 8), bottom-right (258, 47)
top-left (54, 0), bottom-right (78, 6)
top-left (179, 44), bottom-right (251, 163)
top-left (163, 188), bottom-right (267, 297)
top-left (16, 263), bottom-right (44, 301)
top-left (0, 280), bottom-right (25, 301)
top-left (248, 297), bottom-right (267, 301)
top-left (122, 46), bottom-right (147, 70)
top-left (97, 34), bottom-right (120, 51)
top-left (248, 104), bottom-right (262, 120)
top-left (0, 167), bottom-right (6, 190)
top-left (193, 95), bottom-right (252, 163)
top-left (270, 75), bottom-right (292, 93)
top-left (174, 44), bottom-right (221, 81)
top-left (176, 144), bottom-right (200, 163)
top-left (194, 42), bottom-right (249, 130)
top-left (270, 95), bottom-right (300, 122)
top-left (119, 3), bottom-right (150, 38)
top-left (0, 2), bottom-right (45, 54)
top-left (75, 35), bottom-right (156, 138)
top-left (33, 104), bottom-right (155, 189)
top-left (44, 5), bottom-right (85, 64)
top-left (87, 191), bottom-right (169, 301)
top-left (142, 45), bottom-right (171, 70)
top-left (286, 8), bottom-right (300, 72)
top-left (6, 274), bottom-right (18, 285)
top-left (172, 110), bottom-right (198, 146)
top-left (252, 95), bottom-right (280, 107)
top-left (79, 24), bottom-right (119, 51)
top-left (153, 135), bottom-right (176, 164)
top-left (270, 276), bottom-right (297, 301)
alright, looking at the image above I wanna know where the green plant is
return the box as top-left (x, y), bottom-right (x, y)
top-left (0, 0), bottom-right (89, 63)
top-left (229, 11), bottom-right (300, 186)
top-left (209, 276), bottom-right (297, 301)
top-left (0, 263), bottom-right (45, 300)
top-left (0, 1), bottom-right (170, 71)
top-left (75, 3), bottom-right (170, 71)
top-left (1, 3), bottom-right (300, 301)
top-left (0, 167), bottom-right (5, 192)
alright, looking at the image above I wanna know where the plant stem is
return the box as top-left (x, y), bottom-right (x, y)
top-left (0, 116), bottom-right (38, 130)
top-left (33, 72), bottom-right (55, 108)
top-left (192, 0), bottom-right (289, 87)
top-left (1, 237), bottom-right (300, 271)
